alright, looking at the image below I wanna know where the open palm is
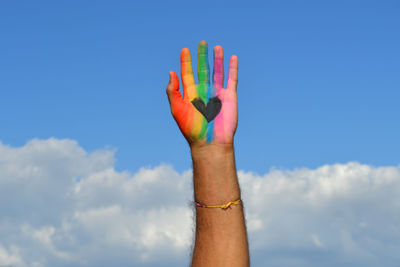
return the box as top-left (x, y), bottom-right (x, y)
top-left (166, 41), bottom-right (238, 146)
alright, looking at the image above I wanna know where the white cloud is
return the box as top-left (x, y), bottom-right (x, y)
top-left (238, 163), bottom-right (400, 266)
top-left (0, 245), bottom-right (26, 267)
top-left (0, 138), bottom-right (400, 266)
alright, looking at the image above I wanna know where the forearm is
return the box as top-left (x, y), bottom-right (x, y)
top-left (191, 144), bottom-right (249, 267)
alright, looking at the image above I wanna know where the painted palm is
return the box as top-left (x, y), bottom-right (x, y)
top-left (167, 41), bottom-right (238, 145)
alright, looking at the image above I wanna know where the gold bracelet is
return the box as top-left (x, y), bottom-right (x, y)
top-left (195, 199), bottom-right (241, 210)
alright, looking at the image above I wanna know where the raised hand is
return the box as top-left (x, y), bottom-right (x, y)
top-left (166, 41), bottom-right (238, 146)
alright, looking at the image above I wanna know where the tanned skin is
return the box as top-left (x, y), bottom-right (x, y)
top-left (166, 41), bottom-right (249, 267)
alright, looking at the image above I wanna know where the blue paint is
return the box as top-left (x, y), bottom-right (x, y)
top-left (206, 120), bottom-right (214, 143)
top-left (207, 85), bottom-right (217, 143)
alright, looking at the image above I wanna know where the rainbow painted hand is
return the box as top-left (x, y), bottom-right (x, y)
top-left (166, 41), bottom-right (238, 146)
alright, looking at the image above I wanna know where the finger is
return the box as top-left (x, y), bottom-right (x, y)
top-left (213, 45), bottom-right (224, 90)
top-left (180, 48), bottom-right (196, 100)
top-left (198, 41), bottom-right (210, 85)
top-left (166, 71), bottom-right (182, 104)
top-left (227, 55), bottom-right (238, 91)
top-left (197, 41), bottom-right (210, 99)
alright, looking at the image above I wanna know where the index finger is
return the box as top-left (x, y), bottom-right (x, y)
top-left (181, 48), bottom-right (197, 100)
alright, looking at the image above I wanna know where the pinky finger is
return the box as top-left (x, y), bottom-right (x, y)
top-left (227, 55), bottom-right (238, 91)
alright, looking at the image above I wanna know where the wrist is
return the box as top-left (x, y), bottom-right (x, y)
top-left (190, 142), bottom-right (234, 161)
top-left (190, 142), bottom-right (239, 204)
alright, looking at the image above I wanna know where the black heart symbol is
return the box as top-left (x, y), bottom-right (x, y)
top-left (191, 97), bottom-right (222, 122)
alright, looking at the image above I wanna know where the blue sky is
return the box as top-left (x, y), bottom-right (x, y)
top-left (1, 1), bottom-right (400, 266)
top-left (1, 1), bottom-right (399, 174)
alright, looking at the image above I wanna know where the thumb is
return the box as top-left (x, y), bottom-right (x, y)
top-left (166, 71), bottom-right (182, 105)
